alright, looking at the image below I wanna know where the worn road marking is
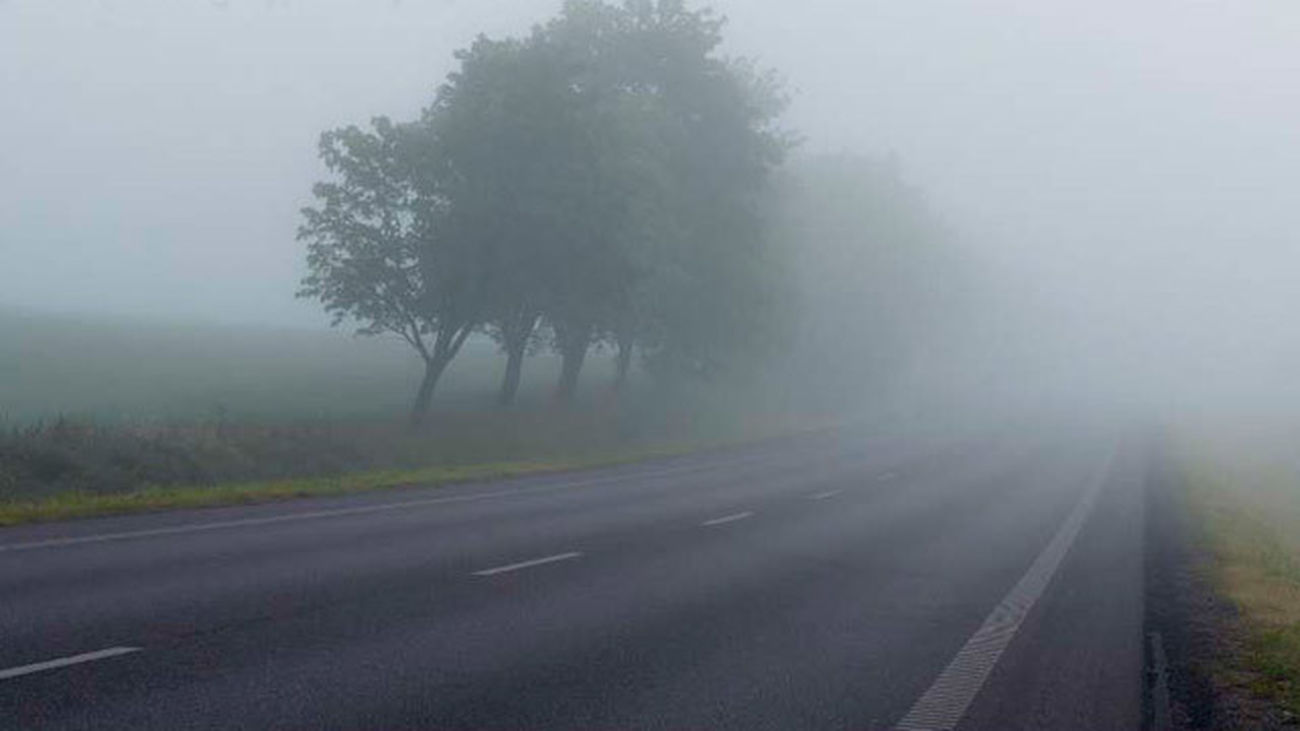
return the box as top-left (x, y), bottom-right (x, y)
top-left (473, 552), bottom-right (583, 577)
top-left (810, 490), bottom-right (842, 500)
top-left (702, 511), bottom-right (754, 527)
top-left (0, 647), bottom-right (141, 681)
top-left (895, 450), bottom-right (1116, 731)
top-left (0, 455), bottom-right (783, 554)
top-left (877, 472), bottom-right (899, 482)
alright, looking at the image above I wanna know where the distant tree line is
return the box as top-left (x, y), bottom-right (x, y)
top-left (299, 0), bottom-right (791, 425)
top-left (763, 154), bottom-right (971, 412)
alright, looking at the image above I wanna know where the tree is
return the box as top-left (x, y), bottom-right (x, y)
top-left (763, 152), bottom-right (963, 408)
top-left (300, 0), bottom-right (792, 417)
top-left (533, 0), bottom-right (792, 397)
top-left (607, 1), bottom-right (793, 381)
top-left (429, 33), bottom-right (620, 406)
top-left (532, 4), bottom-right (642, 402)
top-left (297, 119), bottom-right (481, 426)
top-left (427, 37), bottom-right (557, 406)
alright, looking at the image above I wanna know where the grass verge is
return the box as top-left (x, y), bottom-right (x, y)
top-left (1181, 444), bottom-right (1300, 717)
top-left (0, 441), bottom-right (719, 527)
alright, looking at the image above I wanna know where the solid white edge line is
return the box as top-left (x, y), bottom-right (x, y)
top-left (472, 551), bottom-right (584, 577)
top-left (701, 511), bottom-right (754, 527)
top-left (0, 647), bottom-right (142, 681)
top-left (894, 448), bottom-right (1116, 731)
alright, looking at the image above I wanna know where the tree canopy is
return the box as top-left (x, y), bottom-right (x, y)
top-left (299, 0), bottom-right (791, 423)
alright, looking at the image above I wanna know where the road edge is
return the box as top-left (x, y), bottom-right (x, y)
top-left (1143, 442), bottom-right (1296, 730)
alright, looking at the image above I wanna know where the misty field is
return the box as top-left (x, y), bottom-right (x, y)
top-left (0, 306), bottom-right (621, 425)
top-left (0, 307), bottom-right (822, 513)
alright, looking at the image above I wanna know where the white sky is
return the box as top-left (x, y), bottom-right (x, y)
top-left (2, 0), bottom-right (1298, 375)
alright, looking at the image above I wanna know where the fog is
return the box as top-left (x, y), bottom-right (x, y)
top-left (3, 0), bottom-right (1299, 421)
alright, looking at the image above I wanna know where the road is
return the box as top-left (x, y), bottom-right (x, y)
top-left (0, 427), bottom-right (1145, 730)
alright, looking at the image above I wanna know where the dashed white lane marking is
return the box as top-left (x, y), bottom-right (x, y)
top-left (895, 449), bottom-right (1116, 731)
top-left (0, 457), bottom-right (775, 554)
top-left (877, 472), bottom-right (899, 482)
top-left (0, 647), bottom-right (142, 681)
top-left (472, 552), bottom-right (583, 577)
top-left (810, 490), bottom-right (843, 500)
top-left (701, 511), bottom-right (754, 527)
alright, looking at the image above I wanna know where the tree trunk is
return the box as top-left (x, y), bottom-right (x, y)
top-left (496, 312), bottom-right (538, 407)
top-left (498, 343), bottom-right (526, 406)
top-left (407, 320), bottom-right (475, 428)
top-left (556, 347), bottom-right (587, 402)
top-left (409, 356), bottom-right (449, 428)
top-left (555, 328), bottom-right (590, 404)
top-left (613, 338), bottom-right (633, 393)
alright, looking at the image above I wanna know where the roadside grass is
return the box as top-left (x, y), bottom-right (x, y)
top-left (1181, 442), bottom-right (1300, 716)
top-left (0, 402), bottom-right (841, 526)
top-left (0, 442), bottom-right (710, 527)
top-left (0, 306), bottom-right (846, 527)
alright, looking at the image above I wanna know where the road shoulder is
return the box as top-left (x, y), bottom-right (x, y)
top-left (958, 446), bottom-right (1145, 730)
top-left (1146, 445), bottom-right (1299, 730)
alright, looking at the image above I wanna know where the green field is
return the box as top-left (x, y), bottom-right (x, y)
top-left (0, 306), bottom-right (829, 514)
top-left (0, 306), bottom-right (620, 425)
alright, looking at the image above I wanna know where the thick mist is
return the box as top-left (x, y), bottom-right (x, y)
top-left (3, 0), bottom-right (1298, 424)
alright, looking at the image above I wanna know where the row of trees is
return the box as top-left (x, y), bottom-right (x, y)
top-left (299, 0), bottom-right (791, 424)
top-left (765, 154), bottom-right (969, 412)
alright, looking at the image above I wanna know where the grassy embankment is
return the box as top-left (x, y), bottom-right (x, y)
top-left (0, 405), bottom-right (819, 527)
top-left (0, 307), bottom-right (831, 526)
top-left (0, 442), bottom-right (706, 527)
top-left (1180, 434), bottom-right (1300, 716)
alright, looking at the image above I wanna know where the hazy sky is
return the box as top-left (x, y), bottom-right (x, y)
top-left (2, 0), bottom-right (1298, 367)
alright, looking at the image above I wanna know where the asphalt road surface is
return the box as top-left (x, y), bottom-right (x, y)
top-left (0, 426), bottom-right (1145, 729)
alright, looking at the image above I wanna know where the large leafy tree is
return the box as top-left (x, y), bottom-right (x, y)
top-left (426, 26), bottom-right (657, 405)
top-left (537, 0), bottom-right (792, 395)
top-left (425, 36), bottom-right (589, 406)
top-left (297, 119), bottom-right (482, 426)
top-left (527, 3), bottom-right (655, 402)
